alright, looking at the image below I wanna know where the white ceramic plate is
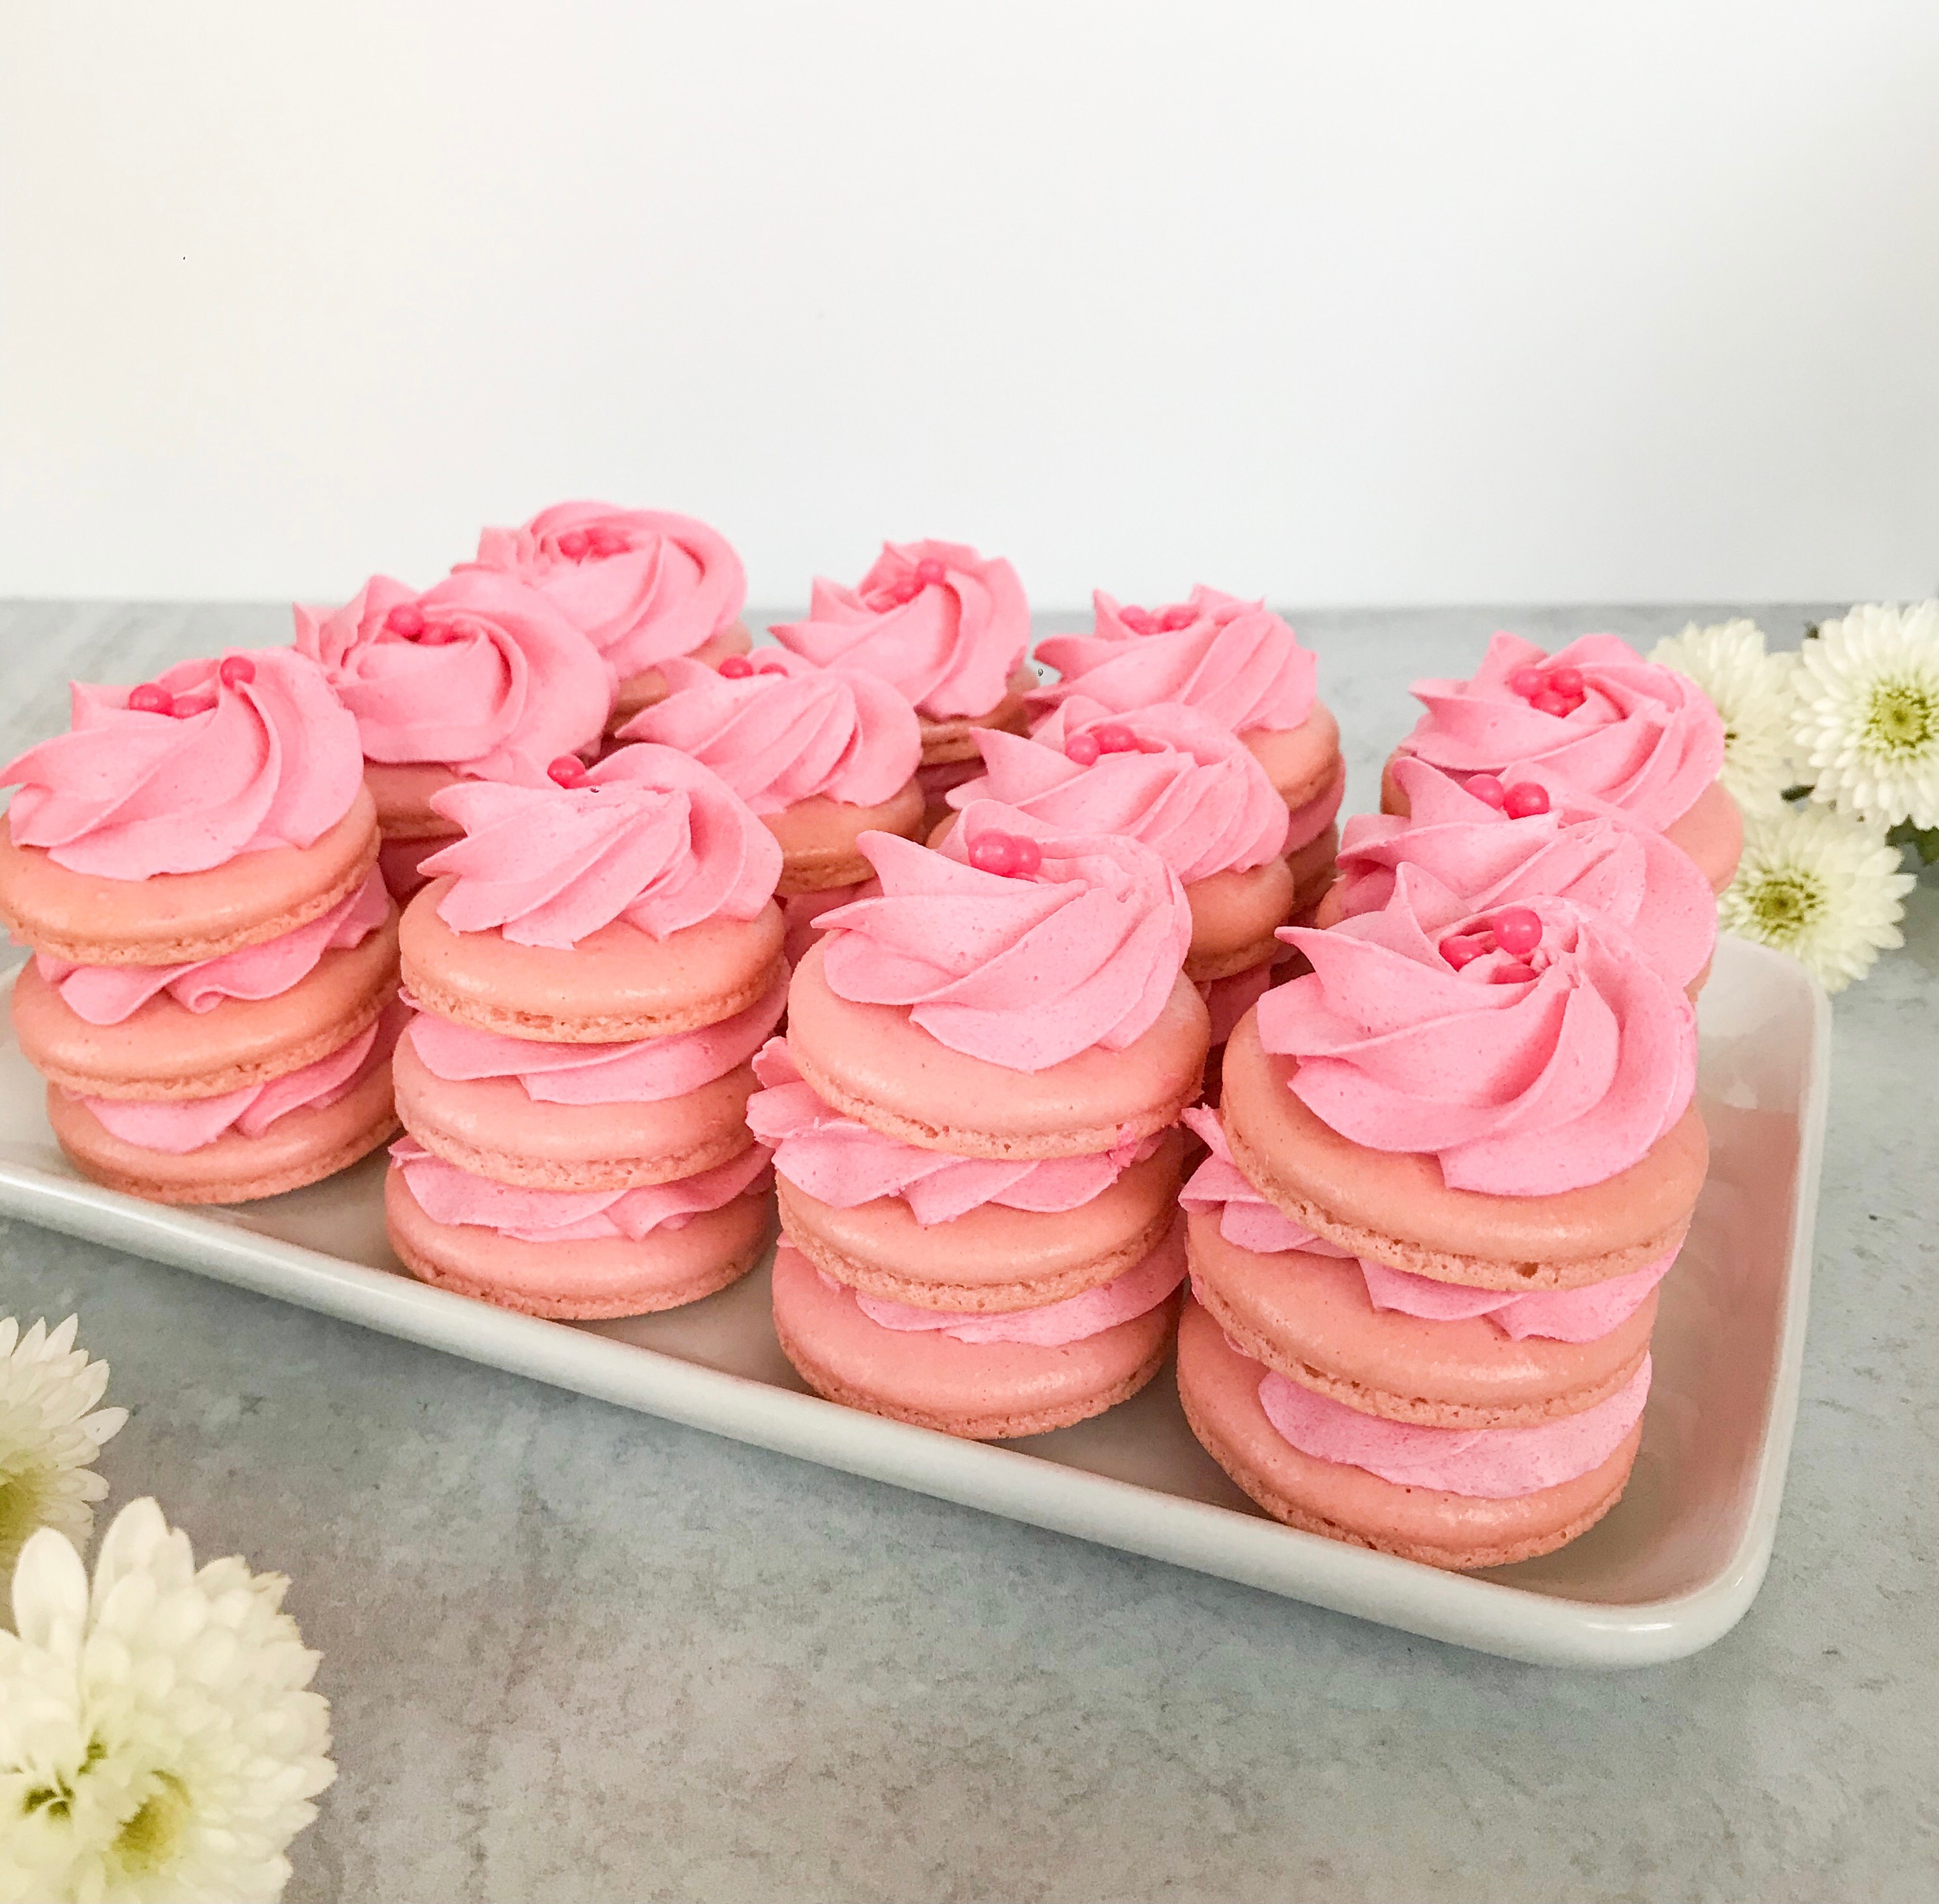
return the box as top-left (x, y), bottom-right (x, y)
top-left (0, 935), bottom-right (1827, 1668)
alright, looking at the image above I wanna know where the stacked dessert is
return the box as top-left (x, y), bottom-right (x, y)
top-left (1385, 631), bottom-right (1741, 893)
top-left (770, 539), bottom-right (1035, 831)
top-left (759, 812), bottom-right (1212, 1438)
top-left (295, 569), bottom-right (612, 899)
top-left (0, 648), bottom-right (405, 1203)
top-left (618, 647), bottom-right (925, 966)
top-left (384, 744), bottom-right (787, 1318)
top-left (1031, 587), bottom-right (1345, 918)
top-left (1175, 860), bottom-right (1709, 1569)
top-left (464, 502), bottom-right (754, 732)
top-left (935, 700), bottom-right (1295, 1044)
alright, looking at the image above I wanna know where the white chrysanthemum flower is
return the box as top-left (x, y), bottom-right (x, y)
top-left (1648, 618), bottom-right (1796, 815)
top-left (0, 1499), bottom-right (334, 1904)
top-left (0, 1318), bottom-right (127, 1579)
top-left (1792, 600), bottom-right (1939, 828)
top-left (1719, 804), bottom-right (1917, 993)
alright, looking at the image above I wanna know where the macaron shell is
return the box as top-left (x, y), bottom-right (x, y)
top-left (0, 787), bottom-right (381, 966)
top-left (387, 1166), bottom-right (771, 1319)
top-left (768, 781), bottom-right (927, 897)
top-left (1185, 1208), bottom-right (1658, 1428)
top-left (771, 1241), bottom-right (1179, 1441)
top-left (916, 666), bottom-right (1038, 767)
top-left (400, 878), bottom-right (786, 1042)
top-left (12, 911), bottom-right (402, 1100)
top-left (1218, 1008), bottom-right (1704, 1290)
top-left (608, 622), bottom-right (754, 729)
top-left (776, 1128), bottom-right (1186, 1311)
top-left (1183, 860), bottom-right (1298, 983)
top-left (786, 941), bottom-right (1212, 1159)
top-left (1244, 702), bottom-right (1342, 812)
top-left (48, 1056), bottom-right (400, 1205)
top-left (1286, 820), bottom-right (1341, 915)
top-left (1174, 1298), bottom-right (1640, 1571)
top-left (363, 762), bottom-right (468, 839)
top-left (393, 1035), bottom-right (757, 1190)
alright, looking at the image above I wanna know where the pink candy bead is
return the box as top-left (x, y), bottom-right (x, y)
top-left (556, 529), bottom-right (590, 560)
top-left (1531, 688), bottom-right (1573, 717)
top-left (1502, 780), bottom-right (1550, 818)
top-left (1158, 605), bottom-right (1195, 631)
top-left (547, 755), bottom-right (587, 787)
top-left (218, 656), bottom-right (255, 689)
top-left (383, 603), bottom-right (425, 639)
top-left (1548, 665), bottom-right (1584, 695)
top-left (1008, 836), bottom-right (1042, 876)
top-left (968, 832), bottom-right (1020, 877)
top-left (1119, 606), bottom-right (1154, 633)
top-left (1492, 907), bottom-right (1544, 956)
top-left (1491, 961), bottom-right (1539, 984)
top-left (169, 693), bottom-right (217, 718)
top-left (1065, 731), bottom-right (1102, 767)
top-left (915, 558), bottom-right (946, 587)
top-left (127, 683), bottom-right (173, 714)
top-left (1439, 933), bottom-right (1487, 970)
top-left (717, 655), bottom-right (753, 678)
top-left (1509, 666), bottom-right (1548, 698)
top-left (1466, 774), bottom-right (1507, 809)
top-left (1093, 721), bottom-right (1138, 754)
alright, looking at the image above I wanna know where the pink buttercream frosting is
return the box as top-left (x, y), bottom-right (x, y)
top-left (1030, 586), bottom-right (1317, 735)
top-left (79, 1000), bottom-right (406, 1155)
top-left (839, 1223), bottom-right (1185, 1346)
top-left (293, 569), bottom-right (612, 779)
top-left (423, 743), bottom-right (781, 948)
top-left (747, 1037), bottom-right (1155, 1224)
top-left (37, 869), bottom-right (391, 1026)
top-left (1178, 1110), bottom-right (1670, 1341)
top-left (1399, 632), bottom-right (1726, 830)
top-left (1257, 1355), bottom-right (1651, 1498)
top-left (466, 502), bottom-right (746, 680)
top-left (2, 648), bottom-right (364, 879)
top-left (944, 700), bottom-right (1290, 881)
top-left (816, 815), bottom-right (1193, 1072)
top-left (769, 539), bottom-right (1029, 719)
top-left (389, 1135), bottom-right (769, 1243)
top-left (400, 972), bottom-right (785, 1104)
top-left (1262, 867), bottom-right (1698, 1196)
top-left (618, 650), bottom-right (920, 813)
top-left (1336, 756), bottom-right (1716, 990)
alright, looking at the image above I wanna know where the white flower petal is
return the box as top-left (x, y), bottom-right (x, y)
top-left (1648, 618), bottom-right (1797, 815)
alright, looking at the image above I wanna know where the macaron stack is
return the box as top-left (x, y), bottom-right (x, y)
top-left (618, 647), bottom-right (925, 966)
top-left (939, 699), bottom-right (1297, 1044)
top-left (0, 648), bottom-right (406, 1204)
top-left (295, 569), bottom-right (614, 899)
top-left (1030, 588), bottom-right (1346, 922)
top-left (1384, 631), bottom-right (1742, 894)
top-left (759, 812), bottom-right (1212, 1439)
top-left (770, 539), bottom-right (1036, 832)
top-left (1175, 856), bottom-right (1711, 1570)
top-left (464, 502), bottom-right (755, 732)
top-left (383, 744), bottom-right (787, 1318)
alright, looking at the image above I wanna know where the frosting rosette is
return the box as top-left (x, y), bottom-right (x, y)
top-left (466, 502), bottom-right (747, 678)
top-left (293, 568), bottom-right (612, 778)
top-left (1263, 865), bottom-right (1698, 1196)
top-left (1031, 586), bottom-right (1317, 736)
top-left (618, 651), bottom-right (920, 813)
top-left (421, 742), bottom-right (781, 948)
top-left (815, 812), bottom-right (1193, 1071)
top-left (769, 539), bottom-right (1028, 719)
top-left (954, 699), bottom-right (1290, 882)
top-left (1334, 757), bottom-right (1715, 990)
top-left (1, 647), bottom-right (363, 878)
top-left (1398, 631), bottom-right (1725, 830)
top-left (747, 1038), bottom-right (1154, 1223)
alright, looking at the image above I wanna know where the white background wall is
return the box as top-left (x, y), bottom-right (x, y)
top-left (3, 1), bottom-right (1934, 611)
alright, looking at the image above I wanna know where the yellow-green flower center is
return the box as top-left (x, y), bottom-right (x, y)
top-left (113, 1770), bottom-right (192, 1876)
top-left (1863, 678), bottom-right (1938, 761)
top-left (1745, 868), bottom-right (1826, 943)
top-left (0, 1453), bottom-right (57, 1574)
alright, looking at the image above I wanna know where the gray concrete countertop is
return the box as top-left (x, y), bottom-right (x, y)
top-left (1, 601), bottom-right (1933, 1904)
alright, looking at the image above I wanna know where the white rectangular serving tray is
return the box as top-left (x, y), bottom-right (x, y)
top-left (0, 935), bottom-right (1829, 1669)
